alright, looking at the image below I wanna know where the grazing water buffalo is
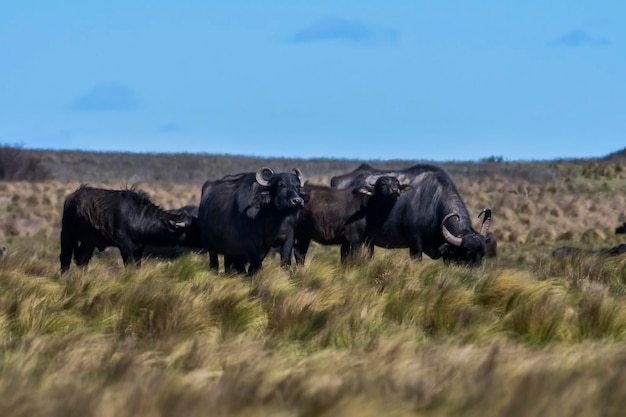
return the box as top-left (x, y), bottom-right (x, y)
top-left (334, 164), bottom-right (492, 266)
top-left (292, 176), bottom-right (410, 265)
top-left (60, 186), bottom-right (196, 272)
top-left (616, 223), bottom-right (626, 234)
top-left (198, 167), bottom-right (305, 275)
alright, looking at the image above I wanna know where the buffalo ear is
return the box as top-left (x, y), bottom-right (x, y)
top-left (438, 243), bottom-right (451, 255)
top-left (355, 185), bottom-right (374, 196)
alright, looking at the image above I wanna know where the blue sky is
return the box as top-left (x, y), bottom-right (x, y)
top-left (1, 1), bottom-right (624, 161)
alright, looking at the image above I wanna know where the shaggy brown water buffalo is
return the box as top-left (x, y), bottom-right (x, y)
top-left (291, 176), bottom-right (410, 265)
top-left (60, 186), bottom-right (196, 272)
top-left (333, 164), bottom-right (492, 266)
top-left (198, 167), bottom-right (305, 275)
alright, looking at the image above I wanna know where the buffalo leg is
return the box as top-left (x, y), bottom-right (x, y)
top-left (278, 232), bottom-right (294, 267)
top-left (59, 229), bottom-right (75, 273)
top-left (209, 251), bottom-right (219, 270)
top-left (341, 238), bottom-right (364, 262)
top-left (409, 246), bottom-right (423, 260)
top-left (293, 237), bottom-right (311, 266)
top-left (74, 242), bottom-right (95, 267)
top-left (225, 255), bottom-right (247, 275)
top-left (340, 242), bottom-right (353, 261)
top-left (119, 242), bottom-right (142, 267)
top-left (245, 250), bottom-right (264, 276)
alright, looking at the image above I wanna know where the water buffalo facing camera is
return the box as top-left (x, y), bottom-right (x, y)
top-left (198, 167), bottom-right (306, 275)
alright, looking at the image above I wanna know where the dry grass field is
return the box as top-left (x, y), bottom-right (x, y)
top-left (2, 147), bottom-right (626, 416)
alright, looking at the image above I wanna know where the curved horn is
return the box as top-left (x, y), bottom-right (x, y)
top-left (441, 213), bottom-right (463, 247)
top-left (293, 168), bottom-right (304, 185)
top-left (478, 208), bottom-right (492, 237)
top-left (255, 167), bottom-right (273, 187)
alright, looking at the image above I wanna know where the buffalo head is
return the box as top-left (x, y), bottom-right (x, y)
top-left (356, 175), bottom-right (411, 199)
top-left (438, 208), bottom-right (492, 266)
top-left (247, 167), bottom-right (305, 217)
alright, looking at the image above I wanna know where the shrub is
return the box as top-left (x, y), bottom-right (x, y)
top-left (0, 144), bottom-right (50, 181)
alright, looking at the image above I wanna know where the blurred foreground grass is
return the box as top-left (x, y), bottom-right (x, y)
top-left (1, 234), bottom-right (626, 416)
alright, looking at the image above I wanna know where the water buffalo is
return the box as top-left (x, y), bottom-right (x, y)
top-left (292, 176), bottom-right (410, 265)
top-left (333, 164), bottom-right (492, 266)
top-left (198, 167), bottom-right (305, 275)
top-left (60, 186), bottom-right (196, 272)
top-left (0, 245), bottom-right (5, 259)
top-left (615, 223), bottom-right (626, 234)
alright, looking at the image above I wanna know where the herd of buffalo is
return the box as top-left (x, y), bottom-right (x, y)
top-left (0, 162), bottom-right (609, 275)
top-left (56, 163), bottom-right (497, 275)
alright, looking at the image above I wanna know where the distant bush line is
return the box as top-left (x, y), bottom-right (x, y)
top-left (2, 146), bottom-right (626, 184)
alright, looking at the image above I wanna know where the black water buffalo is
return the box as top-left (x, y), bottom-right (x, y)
top-left (198, 167), bottom-right (305, 275)
top-left (333, 164), bottom-right (492, 266)
top-left (60, 186), bottom-right (196, 272)
top-left (0, 245), bottom-right (5, 259)
top-left (615, 223), bottom-right (626, 234)
top-left (552, 244), bottom-right (626, 258)
top-left (292, 176), bottom-right (410, 265)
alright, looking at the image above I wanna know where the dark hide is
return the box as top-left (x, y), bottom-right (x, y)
top-left (0, 245), bottom-right (5, 259)
top-left (552, 244), bottom-right (626, 258)
top-left (59, 186), bottom-right (195, 272)
top-left (292, 176), bottom-right (409, 265)
top-left (358, 166), bottom-right (491, 266)
top-left (198, 168), bottom-right (305, 275)
top-left (615, 222), bottom-right (626, 234)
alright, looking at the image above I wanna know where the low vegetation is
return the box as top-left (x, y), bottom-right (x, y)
top-left (1, 147), bottom-right (626, 416)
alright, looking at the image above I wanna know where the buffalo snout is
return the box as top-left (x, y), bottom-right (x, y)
top-left (290, 197), bottom-right (304, 208)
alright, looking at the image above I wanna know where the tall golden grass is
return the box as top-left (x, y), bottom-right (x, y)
top-left (2, 162), bottom-right (626, 416)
